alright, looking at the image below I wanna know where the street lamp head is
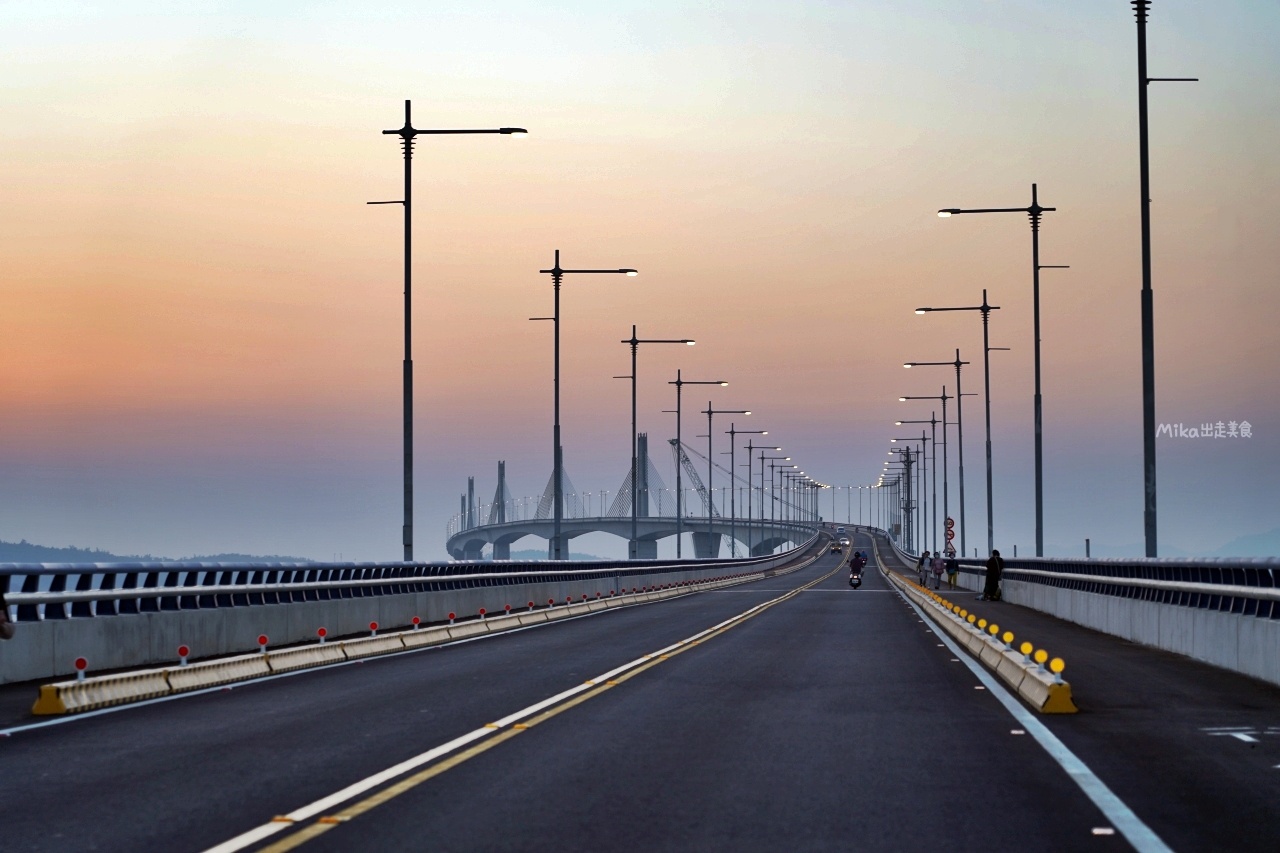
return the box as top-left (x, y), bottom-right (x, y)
top-left (903, 363), bottom-right (913, 368)
top-left (899, 397), bottom-right (907, 402)
top-left (720, 382), bottom-right (729, 386)
top-left (895, 421), bottom-right (903, 426)
top-left (744, 411), bottom-right (752, 416)
top-left (915, 308), bottom-right (929, 315)
top-left (623, 270), bottom-right (638, 276)
top-left (685, 340), bottom-right (696, 345)
top-left (500, 127), bottom-right (529, 136)
top-left (761, 431), bottom-right (768, 435)
top-left (937, 209), bottom-right (959, 217)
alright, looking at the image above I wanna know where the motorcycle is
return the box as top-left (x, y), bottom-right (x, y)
top-left (848, 570), bottom-right (862, 589)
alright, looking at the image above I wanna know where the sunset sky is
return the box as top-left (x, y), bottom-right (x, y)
top-left (2, 1), bottom-right (1277, 560)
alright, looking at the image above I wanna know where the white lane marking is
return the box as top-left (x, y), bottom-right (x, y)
top-left (897, 588), bottom-right (1175, 853)
top-left (199, 567), bottom-right (827, 853)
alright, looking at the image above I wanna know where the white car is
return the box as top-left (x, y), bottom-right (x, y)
top-left (836, 527), bottom-right (846, 534)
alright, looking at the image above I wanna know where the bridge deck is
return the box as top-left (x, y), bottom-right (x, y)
top-left (0, 532), bottom-right (1276, 851)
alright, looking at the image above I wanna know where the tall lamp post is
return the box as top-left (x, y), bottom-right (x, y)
top-left (622, 327), bottom-right (695, 559)
top-left (371, 100), bottom-right (526, 561)
top-left (917, 293), bottom-right (1002, 555)
top-left (533, 252), bottom-right (637, 561)
top-left (938, 187), bottom-right (1066, 557)
top-left (702, 404), bottom-right (750, 557)
top-left (763, 456), bottom-right (792, 551)
top-left (897, 413), bottom-right (940, 554)
top-left (904, 354), bottom-right (970, 555)
top-left (667, 372), bottom-right (727, 558)
top-left (726, 425), bottom-right (767, 557)
top-left (1133, 1), bottom-right (1197, 557)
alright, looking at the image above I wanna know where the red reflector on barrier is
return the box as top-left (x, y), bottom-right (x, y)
top-left (75, 657), bottom-right (87, 671)
top-left (177, 645), bottom-right (190, 658)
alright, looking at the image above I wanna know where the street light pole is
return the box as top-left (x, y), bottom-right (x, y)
top-left (917, 295), bottom-right (1003, 555)
top-left (622, 327), bottom-right (694, 559)
top-left (535, 253), bottom-right (637, 561)
top-left (904, 356), bottom-right (970, 556)
top-left (939, 186), bottom-right (1066, 557)
top-left (1133, 0), bottom-right (1197, 557)
top-left (668, 372), bottom-right (726, 558)
top-left (372, 100), bottom-right (526, 561)
top-left (727, 425), bottom-right (767, 558)
top-left (703, 404), bottom-right (750, 557)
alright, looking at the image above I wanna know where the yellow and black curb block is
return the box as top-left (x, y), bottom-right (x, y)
top-left (883, 562), bottom-right (1077, 714)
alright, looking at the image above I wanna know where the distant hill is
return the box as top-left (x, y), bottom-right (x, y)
top-left (1212, 527), bottom-right (1280, 559)
top-left (0, 539), bottom-right (312, 564)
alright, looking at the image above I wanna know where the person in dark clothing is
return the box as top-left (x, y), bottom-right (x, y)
top-left (945, 553), bottom-right (959, 590)
top-left (982, 550), bottom-right (1004, 601)
top-left (0, 582), bottom-right (13, 640)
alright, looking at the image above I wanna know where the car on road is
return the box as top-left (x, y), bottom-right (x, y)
top-left (839, 537), bottom-right (851, 548)
top-left (836, 526), bottom-right (846, 534)
top-left (830, 541), bottom-right (843, 554)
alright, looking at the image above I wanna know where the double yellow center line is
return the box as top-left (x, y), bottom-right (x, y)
top-left (206, 555), bottom-right (838, 853)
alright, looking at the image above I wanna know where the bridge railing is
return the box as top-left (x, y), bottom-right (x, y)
top-left (0, 540), bottom-right (823, 623)
top-left (877, 528), bottom-right (1280, 686)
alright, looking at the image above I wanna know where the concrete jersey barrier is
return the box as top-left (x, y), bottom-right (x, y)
top-left (27, 555), bottom-right (815, 716)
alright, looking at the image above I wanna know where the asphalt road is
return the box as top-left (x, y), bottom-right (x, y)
top-left (1, 531), bottom-right (1276, 852)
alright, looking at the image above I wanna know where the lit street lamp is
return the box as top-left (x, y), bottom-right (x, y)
top-left (622, 327), bottom-right (694, 559)
top-left (916, 292), bottom-right (1004, 556)
top-left (666, 372), bottom-right (726, 558)
top-left (938, 186), bottom-right (1067, 556)
top-left (726, 424), bottom-right (767, 557)
top-left (533, 252), bottom-right (637, 560)
top-left (702, 404), bottom-right (750, 557)
top-left (371, 100), bottom-right (526, 561)
top-left (904, 353), bottom-right (970, 555)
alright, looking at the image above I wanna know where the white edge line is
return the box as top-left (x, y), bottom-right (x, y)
top-left (197, 557), bottom-right (832, 853)
top-left (893, 584), bottom-right (1175, 853)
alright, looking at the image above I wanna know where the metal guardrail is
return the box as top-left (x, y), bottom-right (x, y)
top-left (0, 533), bottom-right (821, 622)
top-left (879, 529), bottom-right (1280, 620)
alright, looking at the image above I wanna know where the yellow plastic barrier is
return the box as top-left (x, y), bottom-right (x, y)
top-left (32, 668), bottom-right (172, 715)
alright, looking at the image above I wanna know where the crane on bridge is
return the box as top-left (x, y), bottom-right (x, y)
top-left (670, 439), bottom-right (719, 517)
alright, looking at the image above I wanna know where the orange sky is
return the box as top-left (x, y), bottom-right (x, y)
top-left (1, 1), bottom-right (1277, 559)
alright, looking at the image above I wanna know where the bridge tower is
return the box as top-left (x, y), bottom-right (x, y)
top-left (493, 461), bottom-right (510, 560)
top-left (632, 435), bottom-right (657, 558)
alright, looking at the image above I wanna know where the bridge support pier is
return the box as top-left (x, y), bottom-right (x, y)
top-left (492, 541), bottom-right (510, 560)
top-left (463, 541), bottom-right (485, 560)
top-left (692, 532), bottom-right (721, 559)
top-left (632, 540), bottom-right (657, 560)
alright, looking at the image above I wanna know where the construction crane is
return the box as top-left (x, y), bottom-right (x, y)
top-left (669, 439), bottom-right (718, 517)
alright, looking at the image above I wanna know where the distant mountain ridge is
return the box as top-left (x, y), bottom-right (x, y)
top-left (0, 539), bottom-right (313, 564)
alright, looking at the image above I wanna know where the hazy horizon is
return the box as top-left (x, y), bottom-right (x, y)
top-left (2, 1), bottom-right (1277, 561)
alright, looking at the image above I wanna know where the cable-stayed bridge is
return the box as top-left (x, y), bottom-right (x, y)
top-left (445, 436), bottom-right (819, 560)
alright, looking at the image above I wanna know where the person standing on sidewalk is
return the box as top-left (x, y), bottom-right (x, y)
top-left (982, 550), bottom-right (1004, 601)
top-left (0, 582), bottom-right (14, 640)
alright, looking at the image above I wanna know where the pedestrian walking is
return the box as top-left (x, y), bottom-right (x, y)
top-left (982, 549), bottom-right (1004, 601)
top-left (931, 552), bottom-right (945, 590)
top-left (945, 551), bottom-right (959, 590)
top-left (0, 584), bottom-right (14, 640)
top-left (917, 551), bottom-right (930, 586)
